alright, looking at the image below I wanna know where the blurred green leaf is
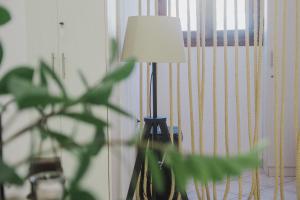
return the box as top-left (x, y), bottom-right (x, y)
top-left (70, 152), bottom-right (91, 189)
top-left (87, 127), bottom-right (106, 156)
top-left (80, 82), bottom-right (113, 105)
top-left (165, 150), bottom-right (187, 191)
top-left (0, 42), bottom-right (3, 65)
top-left (230, 151), bottom-right (261, 169)
top-left (146, 150), bottom-right (164, 192)
top-left (39, 66), bottom-right (48, 88)
top-left (69, 129), bottom-right (106, 193)
top-left (200, 158), bottom-right (223, 182)
top-left (164, 149), bottom-right (260, 190)
top-left (105, 103), bottom-right (133, 118)
top-left (185, 156), bottom-right (210, 183)
top-left (39, 128), bottom-right (80, 151)
top-left (69, 189), bottom-right (96, 200)
top-left (102, 58), bottom-right (135, 83)
top-left (59, 112), bottom-right (108, 128)
top-left (8, 77), bottom-right (65, 109)
top-left (78, 70), bottom-right (90, 89)
top-left (40, 61), bottom-right (67, 98)
top-left (109, 39), bottom-right (118, 64)
top-left (216, 157), bottom-right (241, 177)
top-left (40, 129), bottom-right (48, 141)
top-left (0, 161), bottom-right (23, 185)
top-left (0, 67), bottom-right (34, 95)
top-left (78, 58), bottom-right (135, 106)
top-left (0, 6), bottom-right (11, 26)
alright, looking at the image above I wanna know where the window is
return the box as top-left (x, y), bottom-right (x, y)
top-left (159, 0), bottom-right (259, 46)
top-left (216, 0), bottom-right (246, 30)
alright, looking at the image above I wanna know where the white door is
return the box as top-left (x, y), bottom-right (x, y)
top-left (25, 0), bottom-right (63, 137)
top-left (26, 0), bottom-right (59, 72)
top-left (57, 0), bottom-right (109, 198)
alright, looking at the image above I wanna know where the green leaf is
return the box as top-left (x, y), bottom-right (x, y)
top-left (78, 70), bottom-right (90, 89)
top-left (109, 39), bottom-right (118, 64)
top-left (105, 103), bottom-right (133, 118)
top-left (39, 66), bottom-right (48, 88)
top-left (78, 59), bottom-right (135, 106)
top-left (200, 158), bottom-right (224, 182)
top-left (39, 128), bottom-right (80, 151)
top-left (87, 127), bottom-right (106, 156)
top-left (59, 112), bottom-right (108, 128)
top-left (165, 151), bottom-right (187, 191)
top-left (80, 82), bottom-right (113, 105)
top-left (0, 67), bottom-right (34, 95)
top-left (8, 77), bottom-right (65, 109)
top-left (186, 156), bottom-right (210, 183)
top-left (230, 152), bottom-right (260, 169)
top-left (40, 61), bottom-right (67, 98)
top-left (102, 58), bottom-right (135, 83)
top-left (79, 58), bottom-right (136, 106)
top-left (216, 157), bottom-right (241, 177)
top-left (0, 42), bottom-right (3, 66)
top-left (164, 149), bottom-right (260, 189)
top-left (146, 150), bottom-right (164, 192)
top-left (0, 161), bottom-right (23, 185)
top-left (69, 189), bottom-right (96, 200)
top-left (0, 6), bottom-right (11, 26)
top-left (70, 152), bottom-right (91, 189)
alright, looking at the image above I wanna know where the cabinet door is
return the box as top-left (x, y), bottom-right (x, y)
top-left (26, 0), bottom-right (63, 134)
top-left (57, 1), bottom-right (109, 199)
top-left (57, 0), bottom-right (107, 95)
top-left (26, 0), bottom-right (59, 72)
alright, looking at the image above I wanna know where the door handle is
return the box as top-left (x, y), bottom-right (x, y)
top-left (62, 53), bottom-right (66, 79)
top-left (51, 53), bottom-right (55, 71)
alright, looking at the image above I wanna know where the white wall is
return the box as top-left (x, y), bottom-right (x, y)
top-left (0, 1), bottom-right (32, 198)
top-left (106, 0), bottom-right (125, 199)
top-left (0, 0), bottom-right (29, 171)
top-left (0, 1), bottom-right (27, 69)
top-left (118, 1), bottom-right (140, 198)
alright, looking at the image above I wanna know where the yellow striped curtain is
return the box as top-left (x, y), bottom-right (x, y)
top-left (121, 0), bottom-right (299, 199)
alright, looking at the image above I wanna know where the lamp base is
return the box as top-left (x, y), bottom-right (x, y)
top-left (126, 117), bottom-right (188, 200)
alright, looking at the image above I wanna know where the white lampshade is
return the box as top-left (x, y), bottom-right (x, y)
top-left (121, 16), bottom-right (186, 63)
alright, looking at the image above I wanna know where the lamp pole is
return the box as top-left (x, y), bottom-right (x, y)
top-left (152, 62), bottom-right (157, 119)
top-left (152, 63), bottom-right (158, 136)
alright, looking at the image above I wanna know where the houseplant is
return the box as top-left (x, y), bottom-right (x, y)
top-left (0, 5), bottom-right (261, 199)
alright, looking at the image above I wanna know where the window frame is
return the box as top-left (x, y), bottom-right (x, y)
top-left (158, 0), bottom-right (261, 47)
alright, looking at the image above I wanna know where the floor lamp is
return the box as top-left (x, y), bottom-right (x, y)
top-left (122, 16), bottom-right (186, 200)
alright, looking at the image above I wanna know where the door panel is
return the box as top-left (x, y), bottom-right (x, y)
top-left (57, 1), bottom-right (109, 198)
top-left (58, 0), bottom-right (107, 96)
top-left (26, 0), bottom-right (62, 134)
top-left (26, 0), bottom-right (59, 72)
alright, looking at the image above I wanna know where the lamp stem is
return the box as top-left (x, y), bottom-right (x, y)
top-left (152, 63), bottom-right (157, 119)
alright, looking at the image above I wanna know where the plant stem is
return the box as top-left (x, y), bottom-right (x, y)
top-left (3, 111), bottom-right (58, 145)
top-left (0, 98), bottom-right (15, 114)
